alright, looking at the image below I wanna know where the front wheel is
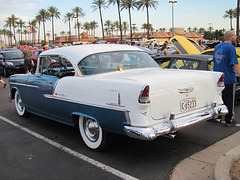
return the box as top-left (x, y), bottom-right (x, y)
top-left (78, 116), bottom-right (112, 151)
top-left (14, 90), bottom-right (28, 117)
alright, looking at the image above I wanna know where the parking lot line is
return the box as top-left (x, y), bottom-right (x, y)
top-left (0, 115), bottom-right (139, 180)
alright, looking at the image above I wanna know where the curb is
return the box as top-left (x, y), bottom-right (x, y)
top-left (214, 145), bottom-right (240, 180)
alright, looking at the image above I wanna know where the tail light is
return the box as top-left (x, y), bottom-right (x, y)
top-left (138, 85), bottom-right (150, 104)
top-left (217, 74), bottom-right (225, 87)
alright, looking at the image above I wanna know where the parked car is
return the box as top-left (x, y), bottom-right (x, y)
top-left (170, 36), bottom-right (203, 54)
top-left (136, 46), bottom-right (160, 59)
top-left (155, 54), bottom-right (213, 70)
top-left (0, 49), bottom-right (25, 77)
top-left (8, 44), bottom-right (228, 151)
top-left (155, 54), bottom-right (240, 101)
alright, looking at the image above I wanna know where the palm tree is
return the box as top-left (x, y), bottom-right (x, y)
top-left (23, 29), bottom-right (28, 41)
top-left (141, 23), bottom-right (148, 32)
top-left (0, 30), bottom-right (3, 47)
top-left (30, 19), bottom-right (37, 45)
top-left (63, 12), bottom-right (73, 44)
top-left (48, 6), bottom-right (61, 44)
top-left (72, 7), bottom-right (85, 41)
top-left (187, 27), bottom-right (192, 32)
top-left (236, 1), bottom-right (240, 39)
top-left (4, 17), bottom-right (12, 45)
top-left (83, 22), bottom-right (91, 34)
top-left (223, 9), bottom-right (235, 30)
top-left (2, 29), bottom-right (8, 46)
top-left (60, 30), bottom-right (65, 36)
top-left (11, 14), bottom-right (19, 44)
top-left (17, 19), bottom-right (25, 43)
top-left (120, 0), bottom-right (137, 41)
top-left (104, 20), bottom-right (112, 35)
top-left (114, 21), bottom-right (120, 35)
top-left (37, 8), bottom-right (50, 43)
top-left (108, 0), bottom-right (123, 41)
top-left (198, 28), bottom-right (205, 36)
top-left (90, 21), bottom-right (98, 36)
top-left (35, 15), bottom-right (42, 44)
top-left (122, 21), bottom-right (129, 35)
top-left (136, 0), bottom-right (158, 39)
top-left (92, 0), bottom-right (108, 40)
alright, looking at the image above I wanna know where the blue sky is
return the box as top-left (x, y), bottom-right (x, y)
top-left (0, 0), bottom-right (237, 38)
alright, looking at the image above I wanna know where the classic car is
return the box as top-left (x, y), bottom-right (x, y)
top-left (8, 44), bottom-right (228, 151)
top-left (0, 49), bottom-right (25, 77)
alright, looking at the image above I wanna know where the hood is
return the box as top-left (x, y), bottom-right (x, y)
top-left (170, 36), bottom-right (203, 54)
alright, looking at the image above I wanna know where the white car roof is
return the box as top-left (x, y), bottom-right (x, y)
top-left (40, 44), bottom-right (144, 64)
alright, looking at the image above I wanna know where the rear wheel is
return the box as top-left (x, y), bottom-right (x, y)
top-left (78, 116), bottom-right (112, 151)
top-left (14, 91), bottom-right (28, 117)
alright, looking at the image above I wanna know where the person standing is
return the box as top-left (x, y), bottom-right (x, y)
top-left (213, 30), bottom-right (240, 127)
top-left (22, 45), bottom-right (33, 73)
top-left (160, 43), bottom-right (169, 56)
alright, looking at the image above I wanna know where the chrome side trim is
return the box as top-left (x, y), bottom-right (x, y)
top-left (44, 94), bottom-right (129, 112)
top-left (124, 104), bottom-right (228, 140)
top-left (9, 82), bottom-right (39, 89)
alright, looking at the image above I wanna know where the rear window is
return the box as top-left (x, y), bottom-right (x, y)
top-left (169, 59), bottom-right (199, 70)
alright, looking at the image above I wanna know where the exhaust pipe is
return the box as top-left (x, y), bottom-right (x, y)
top-left (163, 133), bottom-right (176, 139)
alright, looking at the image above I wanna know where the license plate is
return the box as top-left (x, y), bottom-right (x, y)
top-left (180, 98), bottom-right (197, 112)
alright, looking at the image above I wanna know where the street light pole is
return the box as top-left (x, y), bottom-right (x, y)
top-left (169, 1), bottom-right (177, 36)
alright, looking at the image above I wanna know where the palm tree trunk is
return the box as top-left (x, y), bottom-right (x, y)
top-left (69, 20), bottom-right (71, 44)
top-left (129, 8), bottom-right (133, 42)
top-left (237, 0), bottom-right (240, 39)
top-left (117, 1), bottom-right (123, 41)
top-left (43, 20), bottom-right (46, 43)
top-left (38, 22), bottom-right (40, 44)
top-left (230, 17), bottom-right (233, 30)
top-left (52, 17), bottom-right (55, 44)
top-left (99, 7), bottom-right (105, 40)
top-left (146, 7), bottom-right (150, 39)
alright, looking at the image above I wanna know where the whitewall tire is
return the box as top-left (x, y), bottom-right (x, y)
top-left (78, 116), bottom-right (112, 151)
top-left (14, 90), bottom-right (28, 117)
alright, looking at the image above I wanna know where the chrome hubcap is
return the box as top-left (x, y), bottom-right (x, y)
top-left (83, 118), bottom-right (99, 142)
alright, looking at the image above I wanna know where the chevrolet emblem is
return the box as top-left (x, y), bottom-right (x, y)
top-left (178, 87), bottom-right (194, 93)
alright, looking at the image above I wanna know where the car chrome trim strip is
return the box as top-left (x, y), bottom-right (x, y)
top-left (124, 104), bottom-right (228, 140)
top-left (8, 82), bottom-right (39, 88)
top-left (44, 94), bottom-right (129, 112)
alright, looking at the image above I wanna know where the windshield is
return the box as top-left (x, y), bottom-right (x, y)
top-left (4, 51), bottom-right (23, 60)
top-left (78, 51), bottom-right (160, 75)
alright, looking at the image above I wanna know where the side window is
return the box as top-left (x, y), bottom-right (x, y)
top-left (38, 56), bottom-right (75, 77)
top-left (170, 59), bottom-right (199, 70)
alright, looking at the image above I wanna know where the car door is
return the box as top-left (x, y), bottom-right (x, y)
top-left (25, 56), bottom-right (60, 116)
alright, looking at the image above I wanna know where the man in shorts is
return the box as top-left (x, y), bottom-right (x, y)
top-left (22, 45), bottom-right (33, 73)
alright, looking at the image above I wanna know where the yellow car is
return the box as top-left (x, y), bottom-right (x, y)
top-left (170, 36), bottom-right (203, 54)
top-left (201, 48), bottom-right (240, 63)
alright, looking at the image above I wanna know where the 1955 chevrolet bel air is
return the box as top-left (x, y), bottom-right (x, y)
top-left (8, 44), bottom-right (228, 151)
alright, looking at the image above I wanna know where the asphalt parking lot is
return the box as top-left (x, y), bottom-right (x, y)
top-left (1, 76), bottom-right (240, 180)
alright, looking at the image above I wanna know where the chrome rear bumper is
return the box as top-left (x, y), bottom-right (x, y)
top-left (124, 104), bottom-right (228, 140)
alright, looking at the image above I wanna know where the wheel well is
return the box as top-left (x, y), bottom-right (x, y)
top-left (72, 114), bottom-right (80, 126)
top-left (11, 88), bottom-right (17, 99)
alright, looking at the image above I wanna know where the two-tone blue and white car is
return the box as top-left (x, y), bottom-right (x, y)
top-left (8, 44), bottom-right (228, 151)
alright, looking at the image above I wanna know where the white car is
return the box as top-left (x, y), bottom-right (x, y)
top-left (8, 44), bottom-right (228, 151)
